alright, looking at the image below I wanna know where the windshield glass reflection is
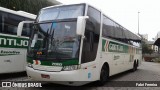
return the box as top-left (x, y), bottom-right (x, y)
top-left (28, 21), bottom-right (80, 61)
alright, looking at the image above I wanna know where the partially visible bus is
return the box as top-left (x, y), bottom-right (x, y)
top-left (17, 3), bottom-right (142, 86)
top-left (0, 7), bottom-right (36, 74)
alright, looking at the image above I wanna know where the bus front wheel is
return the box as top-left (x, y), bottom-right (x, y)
top-left (98, 65), bottom-right (109, 85)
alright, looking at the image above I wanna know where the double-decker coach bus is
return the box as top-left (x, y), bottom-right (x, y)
top-left (0, 7), bottom-right (36, 74)
top-left (17, 3), bottom-right (142, 86)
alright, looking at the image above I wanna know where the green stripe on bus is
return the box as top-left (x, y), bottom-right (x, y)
top-left (0, 35), bottom-right (29, 48)
top-left (62, 60), bottom-right (79, 66)
top-left (27, 57), bottom-right (33, 63)
top-left (102, 39), bottom-right (106, 51)
top-left (27, 57), bottom-right (79, 66)
top-left (102, 39), bottom-right (129, 53)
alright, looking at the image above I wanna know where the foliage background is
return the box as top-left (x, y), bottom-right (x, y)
top-left (142, 41), bottom-right (154, 54)
top-left (0, 0), bottom-right (54, 14)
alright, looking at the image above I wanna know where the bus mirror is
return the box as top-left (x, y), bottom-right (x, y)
top-left (31, 34), bottom-right (38, 47)
top-left (76, 16), bottom-right (89, 36)
top-left (17, 21), bottom-right (24, 37)
top-left (17, 21), bottom-right (34, 37)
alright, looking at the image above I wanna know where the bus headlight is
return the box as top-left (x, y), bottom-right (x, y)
top-left (62, 65), bottom-right (80, 71)
top-left (27, 63), bottom-right (33, 68)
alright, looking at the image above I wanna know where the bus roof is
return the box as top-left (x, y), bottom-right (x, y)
top-left (41, 3), bottom-right (86, 10)
top-left (0, 7), bottom-right (36, 19)
top-left (40, 3), bottom-right (141, 42)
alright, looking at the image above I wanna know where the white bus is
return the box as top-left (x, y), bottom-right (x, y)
top-left (0, 7), bottom-right (36, 74)
top-left (17, 3), bottom-right (142, 86)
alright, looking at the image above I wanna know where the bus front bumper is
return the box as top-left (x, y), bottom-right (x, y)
top-left (26, 66), bottom-right (91, 86)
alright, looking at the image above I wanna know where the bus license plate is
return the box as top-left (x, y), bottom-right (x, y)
top-left (41, 74), bottom-right (50, 79)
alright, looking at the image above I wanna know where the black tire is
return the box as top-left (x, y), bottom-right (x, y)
top-left (98, 65), bottom-right (109, 86)
top-left (132, 62), bottom-right (137, 72)
top-left (136, 60), bottom-right (139, 67)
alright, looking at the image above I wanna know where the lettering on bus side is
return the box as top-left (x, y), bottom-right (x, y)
top-left (0, 35), bottom-right (28, 48)
top-left (102, 39), bottom-right (128, 53)
top-left (109, 43), bottom-right (124, 52)
top-left (0, 50), bottom-right (20, 56)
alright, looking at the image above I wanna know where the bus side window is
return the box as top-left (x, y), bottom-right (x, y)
top-left (22, 23), bottom-right (33, 37)
top-left (102, 15), bottom-right (129, 44)
top-left (0, 11), bottom-right (33, 37)
top-left (89, 32), bottom-right (94, 51)
top-left (81, 6), bottom-right (100, 63)
top-left (83, 31), bottom-right (94, 52)
top-left (6, 13), bottom-right (24, 35)
top-left (0, 12), bottom-right (25, 35)
top-left (21, 18), bottom-right (34, 37)
top-left (0, 12), bottom-right (2, 33)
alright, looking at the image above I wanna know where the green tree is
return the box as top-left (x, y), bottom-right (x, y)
top-left (142, 42), bottom-right (154, 54)
top-left (0, 0), bottom-right (53, 14)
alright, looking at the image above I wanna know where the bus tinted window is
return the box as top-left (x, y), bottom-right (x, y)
top-left (87, 6), bottom-right (101, 35)
top-left (102, 16), bottom-right (124, 41)
top-left (0, 11), bottom-right (33, 37)
top-left (0, 12), bottom-right (2, 33)
top-left (102, 15), bottom-right (141, 44)
top-left (22, 23), bottom-right (32, 37)
top-left (3, 13), bottom-right (24, 35)
top-left (81, 6), bottom-right (101, 63)
top-left (38, 4), bottom-right (85, 21)
top-left (102, 16), bottom-right (114, 38)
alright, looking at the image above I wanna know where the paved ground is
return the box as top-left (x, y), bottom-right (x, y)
top-left (1, 61), bottom-right (160, 90)
top-left (111, 61), bottom-right (160, 81)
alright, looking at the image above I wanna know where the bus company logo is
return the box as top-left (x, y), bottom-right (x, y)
top-left (0, 37), bottom-right (28, 48)
top-left (108, 42), bottom-right (124, 52)
top-left (103, 40), bottom-right (109, 52)
top-left (102, 39), bottom-right (126, 53)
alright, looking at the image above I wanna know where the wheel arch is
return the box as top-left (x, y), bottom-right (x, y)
top-left (100, 62), bottom-right (110, 77)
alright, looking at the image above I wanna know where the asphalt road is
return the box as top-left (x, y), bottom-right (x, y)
top-left (1, 61), bottom-right (160, 90)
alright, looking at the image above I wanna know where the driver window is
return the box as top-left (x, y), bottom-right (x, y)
top-left (81, 6), bottom-right (100, 63)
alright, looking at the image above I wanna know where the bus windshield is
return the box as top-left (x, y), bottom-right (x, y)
top-left (37, 4), bottom-right (84, 22)
top-left (28, 20), bottom-right (80, 61)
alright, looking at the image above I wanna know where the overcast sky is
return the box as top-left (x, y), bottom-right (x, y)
top-left (57, 0), bottom-right (160, 41)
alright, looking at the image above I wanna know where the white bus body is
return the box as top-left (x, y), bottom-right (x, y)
top-left (17, 3), bottom-right (142, 86)
top-left (0, 7), bottom-right (36, 73)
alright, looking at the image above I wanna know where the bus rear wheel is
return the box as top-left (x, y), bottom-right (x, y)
top-left (98, 65), bottom-right (109, 85)
top-left (132, 61), bottom-right (137, 72)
